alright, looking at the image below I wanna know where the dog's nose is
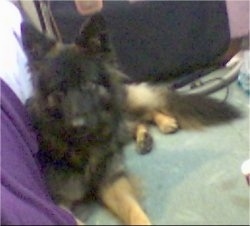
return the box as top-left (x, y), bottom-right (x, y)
top-left (71, 117), bottom-right (86, 127)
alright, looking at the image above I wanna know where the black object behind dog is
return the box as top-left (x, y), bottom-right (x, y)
top-left (20, 1), bottom-right (242, 95)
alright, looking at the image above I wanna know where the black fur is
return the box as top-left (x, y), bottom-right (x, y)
top-left (22, 15), bottom-right (130, 202)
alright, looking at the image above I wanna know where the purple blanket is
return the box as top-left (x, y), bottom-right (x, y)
top-left (1, 79), bottom-right (76, 225)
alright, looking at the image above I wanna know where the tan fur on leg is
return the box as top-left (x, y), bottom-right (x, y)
top-left (153, 111), bottom-right (178, 133)
top-left (100, 176), bottom-right (151, 225)
top-left (135, 123), bottom-right (148, 141)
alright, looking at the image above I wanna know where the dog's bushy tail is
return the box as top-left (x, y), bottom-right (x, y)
top-left (166, 91), bottom-right (242, 129)
top-left (125, 83), bottom-right (242, 130)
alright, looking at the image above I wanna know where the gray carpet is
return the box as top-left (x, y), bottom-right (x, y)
top-left (79, 80), bottom-right (249, 225)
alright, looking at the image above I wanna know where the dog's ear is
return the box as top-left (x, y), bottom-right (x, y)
top-left (75, 14), bottom-right (111, 55)
top-left (21, 21), bottom-right (56, 61)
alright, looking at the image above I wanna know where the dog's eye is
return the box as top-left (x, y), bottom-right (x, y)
top-left (47, 91), bottom-right (64, 108)
top-left (46, 91), bottom-right (64, 119)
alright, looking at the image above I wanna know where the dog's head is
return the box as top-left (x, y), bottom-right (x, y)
top-left (21, 15), bottom-right (128, 142)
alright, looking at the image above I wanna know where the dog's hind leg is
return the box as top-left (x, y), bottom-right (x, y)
top-left (125, 119), bottom-right (153, 154)
top-left (100, 176), bottom-right (151, 225)
top-left (135, 123), bottom-right (153, 155)
top-left (152, 111), bottom-right (179, 134)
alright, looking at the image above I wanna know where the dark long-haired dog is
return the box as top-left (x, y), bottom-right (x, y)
top-left (22, 14), bottom-right (151, 225)
top-left (21, 14), bottom-right (241, 225)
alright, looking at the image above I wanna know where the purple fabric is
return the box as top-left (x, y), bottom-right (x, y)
top-left (1, 79), bottom-right (76, 225)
